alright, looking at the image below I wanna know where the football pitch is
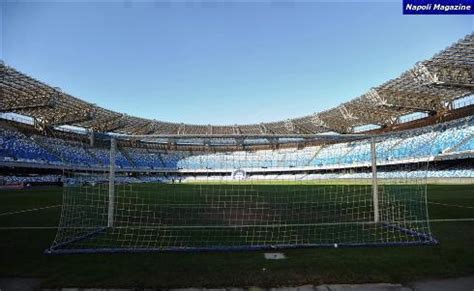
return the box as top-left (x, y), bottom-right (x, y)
top-left (49, 182), bottom-right (435, 252)
top-left (0, 184), bottom-right (473, 288)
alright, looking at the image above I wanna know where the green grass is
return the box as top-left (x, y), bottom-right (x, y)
top-left (0, 184), bottom-right (473, 288)
top-left (50, 183), bottom-right (431, 250)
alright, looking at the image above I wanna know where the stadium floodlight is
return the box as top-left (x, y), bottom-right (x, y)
top-left (46, 133), bottom-right (437, 254)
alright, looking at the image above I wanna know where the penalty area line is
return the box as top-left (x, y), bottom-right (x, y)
top-left (0, 205), bottom-right (61, 217)
top-left (430, 218), bottom-right (474, 222)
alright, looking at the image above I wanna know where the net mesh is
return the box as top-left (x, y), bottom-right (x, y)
top-left (47, 136), bottom-right (437, 254)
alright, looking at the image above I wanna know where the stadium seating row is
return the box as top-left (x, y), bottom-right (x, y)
top-left (177, 117), bottom-right (473, 169)
top-left (0, 116), bottom-right (472, 171)
top-left (2, 167), bottom-right (472, 185)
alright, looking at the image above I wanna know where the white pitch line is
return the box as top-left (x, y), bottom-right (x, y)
top-left (430, 218), bottom-right (474, 222)
top-left (428, 201), bottom-right (474, 209)
top-left (0, 205), bottom-right (61, 217)
top-left (0, 226), bottom-right (59, 229)
top-left (0, 218), bottom-right (473, 230)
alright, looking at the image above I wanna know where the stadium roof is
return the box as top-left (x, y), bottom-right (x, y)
top-left (1, 33), bottom-right (473, 136)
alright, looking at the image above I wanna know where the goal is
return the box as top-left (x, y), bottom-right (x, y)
top-left (46, 135), bottom-right (437, 254)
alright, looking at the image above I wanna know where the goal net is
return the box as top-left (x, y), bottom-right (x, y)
top-left (46, 135), bottom-right (437, 254)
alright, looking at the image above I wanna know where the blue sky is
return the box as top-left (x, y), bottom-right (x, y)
top-left (1, 1), bottom-right (472, 125)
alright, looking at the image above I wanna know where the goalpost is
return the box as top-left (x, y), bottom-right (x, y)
top-left (46, 134), bottom-right (437, 254)
top-left (371, 137), bottom-right (379, 223)
top-left (108, 138), bottom-right (116, 228)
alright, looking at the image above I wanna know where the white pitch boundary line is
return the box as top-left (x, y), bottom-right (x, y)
top-left (0, 218), bottom-right (473, 230)
top-left (430, 218), bottom-right (474, 222)
top-left (0, 205), bottom-right (61, 217)
top-left (427, 201), bottom-right (474, 209)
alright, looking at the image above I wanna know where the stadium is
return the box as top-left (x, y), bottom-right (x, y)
top-left (0, 3), bottom-right (473, 290)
